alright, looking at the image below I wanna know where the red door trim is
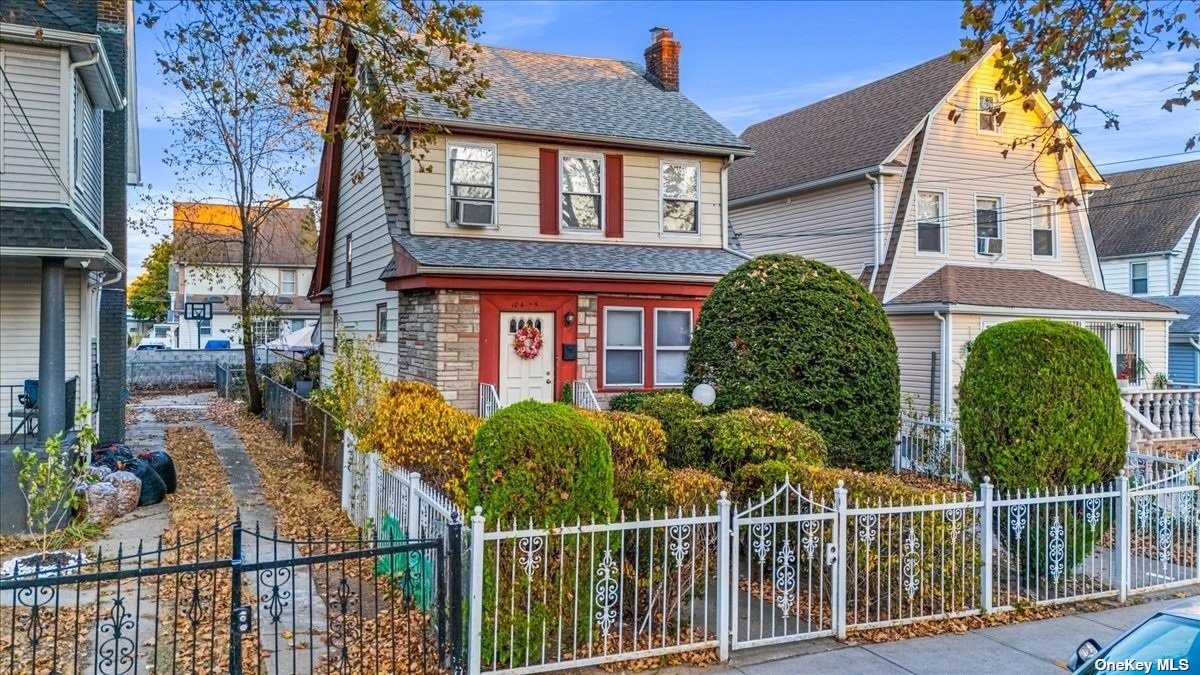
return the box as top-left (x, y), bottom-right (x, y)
top-left (479, 293), bottom-right (578, 401)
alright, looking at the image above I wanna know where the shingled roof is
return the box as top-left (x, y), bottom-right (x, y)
top-left (396, 45), bottom-right (750, 154)
top-left (889, 265), bottom-right (1179, 314)
top-left (172, 204), bottom-right (316, 267)
top-left (1089, 160), bottom-right (1200, 258)
top-left (0, 206), bottom-right (108, 251)
top-left (1145, 296), bottom-right (1200, 335)
top-left (729, 53), bottom-right (974, 201)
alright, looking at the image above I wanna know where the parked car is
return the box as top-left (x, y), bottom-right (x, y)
top-left (1070, 597), bottom-right (1200, 673)
top-left (203, 339), bottom-right (232, 350)
top-left (136, 342), bottom-right (169, 351)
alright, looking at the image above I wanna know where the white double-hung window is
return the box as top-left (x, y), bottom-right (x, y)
top-left (661, 161), bottom-right (700, 233)
top-left (448, 143), bottom-right (497, 226)
top-left (654, 309), bottom-right (692, 386)
top-left (976, 196), bottom-right (1003, 255)
top-left (1032, 202), bottom-right (1056, 258)
top-left (604, 308), bottom-right (643, 387)
top-left (561, 153), bottom-right (603, 231)
top-left (916, 191), bottom-right (945, 253)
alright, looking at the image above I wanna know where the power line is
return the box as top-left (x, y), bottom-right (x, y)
top-left (736, 179), bottom-right (1200, 242)
top-left (0, 64), bottom-right (72, 196)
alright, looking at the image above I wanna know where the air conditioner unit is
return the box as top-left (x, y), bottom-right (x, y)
top-left (977, 237), bottom-right (1004, 256)
top-left (453, 199), bottom-right (494, 227)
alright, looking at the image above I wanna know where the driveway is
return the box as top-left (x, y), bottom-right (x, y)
top-left (679, 596), bottom-right (1193, 674)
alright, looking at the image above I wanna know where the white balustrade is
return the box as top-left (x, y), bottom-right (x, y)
top-left (1122, 388), bottom-right (1200, 441)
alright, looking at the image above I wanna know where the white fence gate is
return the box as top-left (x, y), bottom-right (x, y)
top-left (339, 431), bottom-right (1200, 673)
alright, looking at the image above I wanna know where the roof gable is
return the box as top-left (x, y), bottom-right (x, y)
top-left (172, 203), bottom-right (317, 267)
top-left (1089, 160), bottom-right (1200, 258)
top-left (729, 53), bottom-right (974, 200)
top-left (391, 45), bottom-right (749, 154)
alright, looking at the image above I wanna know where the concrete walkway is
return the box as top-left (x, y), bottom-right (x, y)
top-left (688, 596), bottom-right (1191, 674)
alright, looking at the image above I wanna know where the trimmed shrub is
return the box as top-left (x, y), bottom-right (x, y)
top-left (607, 391), bottom-right (653, 412)
top-left (959, 319), bottom-right (1126, 489)
top-left (663, 468), bottom-right (727, 509)
top-left (468, 402), bottom-right (617, 667)
top-left (706, 407), bottom-right (825, 478)
top-left (619, 392), bottom-right (709, 469)
top-left (580, 410), bottom-right (669, 515)
top-left (360, 381), bottom-right (480, 507)
top-left (468, 401), bottom-right (617, 525)
top-left (685, 254), bottom-right (900, 471)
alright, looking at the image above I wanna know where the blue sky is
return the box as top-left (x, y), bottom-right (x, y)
top-left (128, 0), bottom-right (1198, 275)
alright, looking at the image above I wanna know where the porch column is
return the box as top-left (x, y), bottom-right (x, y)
top-left (38, 258), bottom-right (66, 442)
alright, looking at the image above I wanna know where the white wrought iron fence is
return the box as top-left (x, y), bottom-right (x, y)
top-left (895, 414), bottom-right (968, 482)
top-left (339, 440), bottom-right (1200, 673)
top-left (571, 380), bottom-right (602, 412)
top-left (480, 383), bottom-right (501, 419)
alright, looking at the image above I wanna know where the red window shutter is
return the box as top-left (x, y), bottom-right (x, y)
top-left (539, 148), bottom-right (560, 235)
top-left (605, 154), bottom-right (624, 238)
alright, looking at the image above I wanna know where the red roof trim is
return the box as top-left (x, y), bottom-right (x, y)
top-left (386, 274), bottom-right (714, 297)
top-left (308, 40), bottom-right (356, 298)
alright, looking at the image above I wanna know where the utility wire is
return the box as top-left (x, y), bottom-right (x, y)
top-left (0, 65), bottom-right (72, 196)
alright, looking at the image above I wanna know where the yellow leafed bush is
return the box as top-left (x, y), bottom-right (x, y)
top-left (360, 380), bottom-right (481, 507)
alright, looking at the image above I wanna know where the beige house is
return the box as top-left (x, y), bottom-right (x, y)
top-left (309, 28), bottom-right (751, 413)
top-left (729, 47), bottom-right (1182, 416)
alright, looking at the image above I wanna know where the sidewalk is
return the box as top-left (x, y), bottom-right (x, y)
top-left (684, 596), bottom-right (1190, 674)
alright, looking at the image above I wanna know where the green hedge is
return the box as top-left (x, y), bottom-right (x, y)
top-left (958, 319), bottom-right (1126, 490)
top-left (581, 410), bottom-right (671, 516)
top-left (467, 401), bottom-right (617, 524)
top-left (685, 255), bottom-right (899, 471)
top-left (616, 392), bottom-right (710, 469)
top-left (706, 407), bottom-right (825, 478)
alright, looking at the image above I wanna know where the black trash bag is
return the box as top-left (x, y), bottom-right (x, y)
top-left (122, 457), bottom-right (167, 506)
top-left (91, 443), bottom-right (135, 470)
top-left (137, 450), bottom-right (177, 494)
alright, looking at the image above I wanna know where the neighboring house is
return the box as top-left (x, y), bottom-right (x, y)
top-left (728, 47), bottom-right (1181, 416)
top-left (309, 28), bottom-right (751, 413)
top-left (0, 0), bottom-right (139, 448)
top-left (1089, 160), bottom-right (1200, 297)
top-left (1142, 296), bottom-right (1200, 386)
top-left (170, 202), bottom-right (318, 349)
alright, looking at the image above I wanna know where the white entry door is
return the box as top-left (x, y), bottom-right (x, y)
top-left (499, 312), bottom-right (555, 407)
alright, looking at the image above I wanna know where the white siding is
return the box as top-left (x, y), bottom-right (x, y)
top-left (327, 132), bottom-right (397, 378)
top-left (0, 45), bottom-right (66, 204)
top-left (890, 313), bottom-right (941, 412)
top-left (731, 180), bottom-right (876, 276)
top-left (884, 57), bottom-right (1095, 300)
top-left (0, 258), bottom-right (84, 418)
top-left (72, 76), bottom-right (103, 226)
top-left (410, 135), bottom-right (726, 248)
top-left (1099, 256), bottom-right (1171, 296)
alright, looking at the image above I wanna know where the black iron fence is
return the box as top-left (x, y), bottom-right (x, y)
top-left (0, 518), bottom-right (463, 674)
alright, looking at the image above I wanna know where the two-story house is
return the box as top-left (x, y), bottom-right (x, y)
top-left (1089, 160), bottom-right (1200, 385)
top-left (0, 0), bottom-right (139, 454)
top-left (170, 202), bottom-right (318, 349)
top-left (728, 48), bottom-right (1181, 417)
top-left (1090, 160), bottom-right (1200, 298)
top-left (309, 28), bottom-right (751, 414)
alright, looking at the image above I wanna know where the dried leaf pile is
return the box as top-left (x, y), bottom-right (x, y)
top-left (210, 398), bottom-right (447, 673)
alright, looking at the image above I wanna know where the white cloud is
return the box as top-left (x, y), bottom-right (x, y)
top-left (1069, 51), bottom-right (1199, 167)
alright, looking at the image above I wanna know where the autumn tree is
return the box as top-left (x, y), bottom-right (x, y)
top-left (142, 0), bottom-right (487, 413)
top-left (128, 240), bottom-right (173, 323)
top-left (959, 0), bottom-right (1200, 155)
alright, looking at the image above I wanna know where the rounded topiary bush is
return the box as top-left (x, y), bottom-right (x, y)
top-left (467, 401), bottom-right (617, 524)
top-left (685, 255), bottom-right (899, 471)
top-left (959, 319), bottom-right (1126, 490)
top-left (706, 407), bottom-right (825, 478)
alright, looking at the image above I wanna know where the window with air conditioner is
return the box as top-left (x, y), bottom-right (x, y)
top-left (448, 143), bottom-right (496, 227)
top-left (975, 197), bottom-right (1003, 255)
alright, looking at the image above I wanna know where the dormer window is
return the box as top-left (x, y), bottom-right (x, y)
top-left (448, 143), bottom-right (496, 227)
top-left (978, 92), bottom-right (1000, 133)
top-left (561, 153), bottom-right (603, 231)
top-left (661, 161), bottom-right (700, 234)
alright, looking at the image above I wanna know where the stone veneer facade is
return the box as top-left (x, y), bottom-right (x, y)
top-left (395, 289), bottom-right (481, 413)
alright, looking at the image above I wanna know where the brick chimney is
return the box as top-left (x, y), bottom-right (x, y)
top-left (644, 27), bottom-right (680, 92)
